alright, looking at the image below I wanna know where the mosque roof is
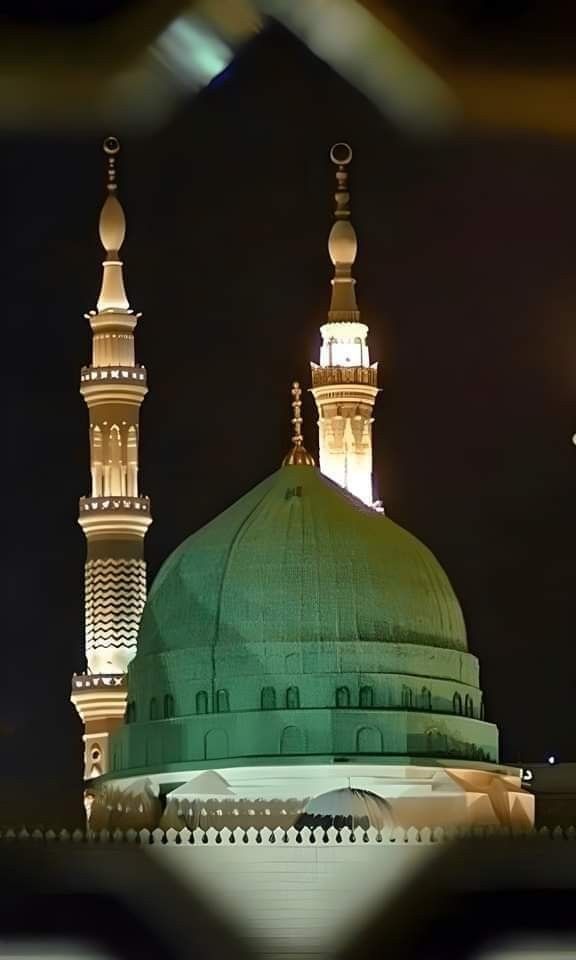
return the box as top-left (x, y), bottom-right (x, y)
top-left (138, 463), bottom-right (466, 656)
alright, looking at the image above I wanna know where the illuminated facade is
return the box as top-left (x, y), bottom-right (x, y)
top-left (71, 138), bottom-right (151, 782)
top-left (311, 144), bottom-right (379, 507)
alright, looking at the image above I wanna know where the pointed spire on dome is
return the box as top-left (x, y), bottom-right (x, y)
top-left (97, 136), bottom-right (130, 312)
top-left (283, 381), bottom-right (315, 467)
top-left (328, 143), bottom-right (359, 320)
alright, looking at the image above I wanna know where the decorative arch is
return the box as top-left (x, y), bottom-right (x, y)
top-left (359, 685), bottom-right (374, 708)
top-left (420, 687), bottom-right (432, 711)
top-left (336, 686), bottom-right (350, 708)
top-left (196, 691), bottom-right (208, 714)
top-left (465, 694), bottom-right (474, 718)
top-left (356, 726), bottom-right (382, 753)
top-left (453, 692), bottom-right (463, 716)
top-left (149, 697), bottom-right (158, 721)
top-left (280, 725), bottom-right (305, 755)
top-left (261, 687), bottom-right (276, 710)
top-left (204, 729), bottom-right (228, 760)
top-left (163, 693), bottom-right (175, 719)
top-left (286, 686), bottom-right (300, 709)
top-left (216, 689), bottom-right (230, 713)
top-left (401, 685), bottom-right (413, 709)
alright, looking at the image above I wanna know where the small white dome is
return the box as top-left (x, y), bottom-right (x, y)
top-left (304, 788), bottom-right (395, 829)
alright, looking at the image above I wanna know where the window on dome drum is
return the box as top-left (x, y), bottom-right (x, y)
top-left (280, 725), bottom-right (305, 754)
top-left (149, 697), bottom-right (159, 721)
top-left (196, 691), bottom-right (208, 714)
top-left (359, 685), bottom-right (373, 708)
top-left (163, 693), bottom-right (175, 719)
top-left (217, 689), bottom-right (230, 712)
top-left (261, 687), bottom-right (276, 710)
top-left (336, 686), bottom-right (350, 708)
top-left (401, 685), bottom-right (413, 708)
top-left (286, 686), bottom-right (300, 709)
top-left (420, 687), bottom-right (432, 711)
top-left (356, 726), bottom-right (382, 753)
top-left (453, 692), bottom-right (463, 715)
top-left (465, 694), bottom-right (474, 718)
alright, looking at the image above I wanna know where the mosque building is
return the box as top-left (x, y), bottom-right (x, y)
top-left (61, 142), bottom-right (534, 954)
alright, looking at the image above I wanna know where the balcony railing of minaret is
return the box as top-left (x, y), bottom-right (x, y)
top-left (79, 495), bottom-right (150, 514)
top-left (80, 365), bottom-right (147, 386)
top-left (71, 674), bottom-right (127, 690)
top-left (311, 365), bottom-right (378, 387)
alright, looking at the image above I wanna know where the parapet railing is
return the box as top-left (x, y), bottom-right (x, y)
top-left (1, 825), bottom-right (574, 846)
top-left (80, 366), bottom-right (147, 386)
top-left (71, 674), bottom-right (126, 691)
top-left (311, 366), bottom-right (378, 388)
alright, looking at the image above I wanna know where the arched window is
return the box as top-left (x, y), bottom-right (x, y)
top-left (359, 685), bottom-right (374, 708)
top-left (286, 686), bottom-right (300, 709)
top-left (163, 693), bottom-right (175, 719)
top-left (401, 686), bottom-right (413, 709)
top-left (261, 687), bottom-right (276, 710)
top-left (216, 689), bottom-right (230, 713)
top-left (480, 697), bottom-right (485, 720)
top-left (280, 726), bottom-right (305, 754)
top-left (149, 697), bottom-right (158, 721)
top-left (465, 694), bottom-right (474, 718)
top-left (356, 726), bottom-right (382, 753)
top-left (421, 687), bottom-right (432, 711)
top-left (125, 701), bottom-right (133, 724)
top-left (336, 686), bottom-right (350, 708)
top-left (453, 692), bottom-right (463, 716)
top-left (196, 691), bottom-right (208, 714)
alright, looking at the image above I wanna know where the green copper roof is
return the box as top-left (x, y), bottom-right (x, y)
top-left (139, 465), bottom-right (467, 656)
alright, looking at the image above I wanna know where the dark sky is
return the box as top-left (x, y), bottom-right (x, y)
top-left (1, 23), bottom-right (576, 827)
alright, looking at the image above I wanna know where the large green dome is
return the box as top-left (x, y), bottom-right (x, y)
top-left (110, 465), bottom-right (498, 777)
top-left (139, 465), bottom-right (466, 655)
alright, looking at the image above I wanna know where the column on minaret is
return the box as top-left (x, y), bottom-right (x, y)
top-left (310, 143), bottom-right (379, 507)
top-left (71, 137), bottom-right (152, 784)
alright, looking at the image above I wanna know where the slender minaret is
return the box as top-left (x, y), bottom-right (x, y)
top-left (71, 137), bottom-right (151, 783)
top-left (310, 143), bottom-right (379, 506)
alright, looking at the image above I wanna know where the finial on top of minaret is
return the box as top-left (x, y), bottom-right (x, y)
top-left (97, 136), bottom-right (129, 312)
top-left (283, 381), bottom-right (315, 467)
top-left (327, 143), bottom-right (358, 317)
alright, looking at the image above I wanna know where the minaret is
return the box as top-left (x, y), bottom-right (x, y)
top-left (310, 143), bottom-right (379, 506)
top-left (71, 137), bottom-right (151, 783)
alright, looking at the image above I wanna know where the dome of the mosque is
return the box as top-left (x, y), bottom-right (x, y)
top-left (303, 788), bottom-right (395, 829)
top-left (110, 464), bottom-right (497, 778)
top-left (138, 464), bottom-right (466, 657)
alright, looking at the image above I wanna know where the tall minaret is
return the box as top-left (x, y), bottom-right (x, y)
top-left (71, 137), bottom-right (151, 783)
top-left (310, 143), bottom-right (379, 506)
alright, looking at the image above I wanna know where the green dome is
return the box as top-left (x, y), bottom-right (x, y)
top-left (139, 465), bottom-right (466, 655)
top-left (110, 465), bottom-right (498, 778)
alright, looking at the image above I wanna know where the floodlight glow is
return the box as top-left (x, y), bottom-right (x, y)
top-left (153, 15), bottom-right (232, 90)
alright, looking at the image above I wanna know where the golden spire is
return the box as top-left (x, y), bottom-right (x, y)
top-left (328, 142), bottom-right (359, 320)
top-left (97, 136), bottom-right (129, 312)
top-left (283, 381), bottom-right (315, 467)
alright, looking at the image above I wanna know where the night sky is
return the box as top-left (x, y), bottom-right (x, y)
top-left (1, 23), bottom-right (576, 827)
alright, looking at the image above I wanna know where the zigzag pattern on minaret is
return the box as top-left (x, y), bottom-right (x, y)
top-left (85, 558), bottom-right (146, 653)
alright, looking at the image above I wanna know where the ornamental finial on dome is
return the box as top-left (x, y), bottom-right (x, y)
top-left (283, 381), bottom-right (315, 467)
top-left (328, 143), bottom-right (358, 319)
top-left (97, 136), bottom-right (129, 312)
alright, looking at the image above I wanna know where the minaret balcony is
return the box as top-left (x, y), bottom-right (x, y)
top-left (80, 365), bottom-right (147, 386)
top-left (78, 496), bottom-right (152, 539)
top-left (311, 364), bottom-right (378, 388)
top-left (72, 673), bottom-right (126, 692)
top-left (79, 495), bottom-right (150, 515)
